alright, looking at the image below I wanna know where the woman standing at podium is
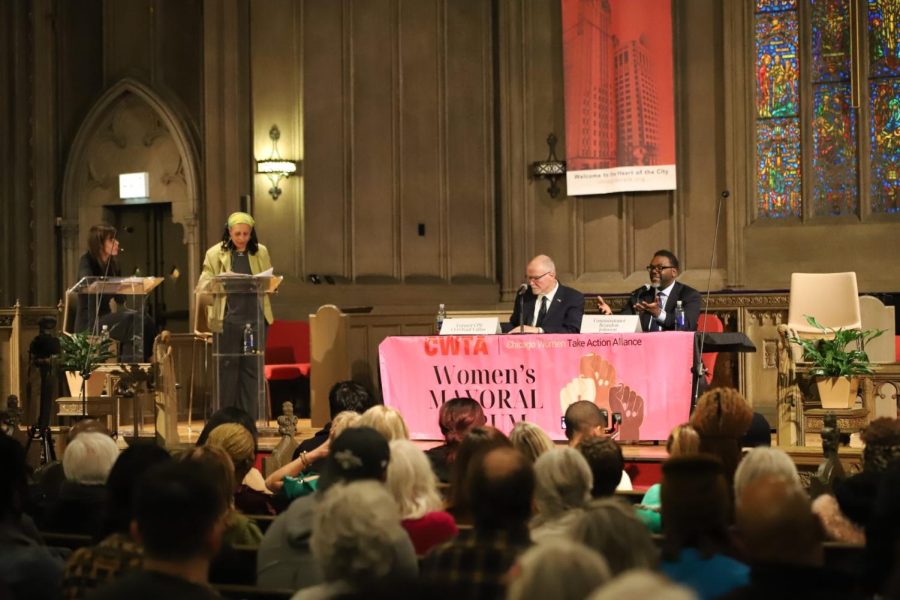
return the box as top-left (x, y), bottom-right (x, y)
top-left (74, 223), bottom-right (155, 360)
top-left (199, 212), bottom-right (274, 419)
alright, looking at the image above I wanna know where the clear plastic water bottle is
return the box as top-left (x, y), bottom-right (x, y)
top-left (100, 324), bottom-right (110, 342)
top-left (435, 303), bottom-right (446, 335)
top-left (242, 323), bottom-right (255, 354)
top-left (674, 300), bottom-right (685, 331)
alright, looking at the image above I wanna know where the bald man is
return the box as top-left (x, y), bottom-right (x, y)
top-left (505, 255), bottom-right (584, 334)
top-left (725, 475), bottom-right (855, 599)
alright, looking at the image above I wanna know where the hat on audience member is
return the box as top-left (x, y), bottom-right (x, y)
top-left (317, 426), bottom-right (390, 492)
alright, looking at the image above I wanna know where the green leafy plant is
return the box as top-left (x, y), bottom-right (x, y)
top-left (56, 332), bottom-right (116, 377)
top-left (788, 315), bottom-right (885, 377)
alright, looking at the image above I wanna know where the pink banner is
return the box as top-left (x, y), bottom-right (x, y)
top-left (379, 332), bottom-right (694, 442)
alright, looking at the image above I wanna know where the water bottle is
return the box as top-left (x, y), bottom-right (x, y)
top-left (674, 300), bottom-right (685, 331)
top-left (242, 323), bottom-right (256, 354)
top-left (435, 303), bottom-right (446, 335)
top-left (100, 324), bottom-right (110, 342)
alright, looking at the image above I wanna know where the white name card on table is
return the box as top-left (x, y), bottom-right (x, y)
top-left (580, 315), bottom-right (642, 334)
top-left (440, 317), bottom-right (502, 335)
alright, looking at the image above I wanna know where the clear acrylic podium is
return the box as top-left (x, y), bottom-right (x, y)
top-left (65, 276), bottom-right (163, 364)
top-left (195, 273), bottom-right (282, 423)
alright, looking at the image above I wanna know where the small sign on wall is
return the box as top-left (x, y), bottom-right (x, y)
top-left (119, 172), bottom-right (150, 200)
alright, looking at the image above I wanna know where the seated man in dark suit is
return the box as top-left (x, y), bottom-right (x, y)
top-left (597, 249), bottom-right (701, 332)
top-left (505, 254), bottom-right (584, 334)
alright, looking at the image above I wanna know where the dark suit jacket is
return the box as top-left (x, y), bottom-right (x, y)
top-left (621, 280), bottom-right (702, 332)
top-left (505, 283), bottom-right (585, 334)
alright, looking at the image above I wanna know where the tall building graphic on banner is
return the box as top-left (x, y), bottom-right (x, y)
top-left (615, 36), bottom-right (660, 166)
top-left (563, 0), bottom-right (616, 169)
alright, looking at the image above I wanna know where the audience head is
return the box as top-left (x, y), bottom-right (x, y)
top-left (62, 431), bottom-right (119, 485)
top-left (741, 412), bottom-right (773, 448)
top-left (733, 446), bottom-right (800, 499)
top-left (532, 447), bottom-right (593, 526)
top-left (448, 426), bottom-right (511, 518)
top-left (468, 446), bottom-right (534, 532)
top-left (0, 433), bottom-right (27, 518)
top-left (437, 397), bottom-right (487, 451)
top-left (329, 410), bottom-right (363, 441)
top-left (196, 406), bottom-right (259, 453)
top-left (65, 419), bottom-right (111, 444)
top-left (588, 570), bottom-right (697, 600)
top-left (666, 423), bottom-right (701, 457)
top-left (573, 498), bottom-right (659, 574)
top-left (358, 405), bottom-right (410, 442)
top-left (509, 421), bottom-right (555, 463)
top-left (178, 445), bottom-right (236, 510)
top-left (311, 481), bottom-right (406, 584)
top-left (385, 440), bottom-right (443, 520)
top-left (660, 454), bottom-right (731, 560)
top-left (564, 401), bottom-right (606, 443)
top-left (507, 540), bottom-right (611, 600)
top-left (328, 380), bottom-right (375, 420)
top-left (861, 417), bottom-right (900, 473)
top-left (133, 460), bottom-right (229, 562)
top-left (205, 422), bottom-right (256, 485)
top-left (317, 427), bottom-right (391, 493)
top-left (578, 435), bottom-right (625, 498)
top-left (690, 388), bottom-right (753, 484)
top-left (102, 443), bottom-right (171, 536)
top-left (735, 475), bottom-right (823, 566)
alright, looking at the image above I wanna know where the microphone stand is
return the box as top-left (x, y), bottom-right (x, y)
top-left (518, 285), bottom-right (527, 334)
top-left (693, 190), bottom-right (729, 406)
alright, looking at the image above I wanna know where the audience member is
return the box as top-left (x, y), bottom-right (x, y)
top-left (44, 431), bottom-right (119, 536)
top-left (88, 460), bottom-right (229, 599)
top-left (425, 397), bottom-right (487, 482)
top-left (588, 570), bottom-right (697, 600)
top-left (0, 433), bottom-right (64, 600)
top-left (577, 434), bottom-right (631, 496)
top-left (358, 405), bottom-right (410, 441)
top-left (62, 443), bottom-right (171, 599)
top-left (572, 497), bottom-right (659, 574)
top-left (690, 388), bottom-right (753, 487)
top-left (864, 462), bottom-right (900, 597)
top-left (445, 426), bottom-right (511, 525)
top-left (195, 406), bottom-right (274, 498)
top-left (385, 440), bottom-right (457, 556)
top-left (563, 401), bottom-right (606, 446)
top-left (732, 447), bottom-right (800, 500)
top-left (530, 447), bottom-right (593, 543)
top-left (506, 539), bottom-right (611, 600)
top-left (423, 446), bottom-right (534, 599)
top-left (724, 475), bottom-right (859, 599)
top-left (636, 423), bottom-right (700, 532)
top-left (205, 423), bottom-right (279, 515)
top-left (258, 427), bottom-right (415, 592)
top-left (508, 421), bottom-right (554, 464)
top-left (740, 412), bottom-right (772, 448)
top-left (292, 381), bottom-right (374, 466)
top-left (297, 481), bottom-right (418, 599)
top-left (659, 455), bottom-right (749, 600)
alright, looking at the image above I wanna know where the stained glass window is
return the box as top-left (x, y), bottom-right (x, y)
top-left (811, 0), bottom-right (851, 82)
top-left (812, 85), bottom-right (858, 216)
top-left (757, 0), bottom-right (798, 13)
top-left (756, 14), bottom-right (800, 119)
top-left (870, 79), bottom-right (900, 214)
top-left (868, 0), bottom-right (900, 77)
top-left (757, 119), bottom-right (802, 218)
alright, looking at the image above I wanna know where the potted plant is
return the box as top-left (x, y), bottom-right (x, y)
top-left (788, 315), bottom-right (884, 409)
top-left (56, 332), bottom-right (116, 416)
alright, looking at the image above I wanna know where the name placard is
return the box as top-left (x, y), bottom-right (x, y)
top-left (440, 317), bottom-right (502, 335)
top-left (580, 314), bottom-right (642, 334)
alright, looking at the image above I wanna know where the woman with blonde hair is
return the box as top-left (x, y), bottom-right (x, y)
top-left (509, 421), bottom-right (555, 463)
top-left (385, 440), bottom-right (458, 556)
top-left (358, 405), bottom-right (409, 441)
top-left (636, 423), bottom-right (700, 532)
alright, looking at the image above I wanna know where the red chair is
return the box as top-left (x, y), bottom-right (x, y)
top-left (264, 320), bottom-right (311, 415)
top-left (697, 314), bottom-right (724, 385)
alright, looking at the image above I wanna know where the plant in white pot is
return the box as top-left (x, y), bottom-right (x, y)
top-left (788, 315), bottom-right (885, 409)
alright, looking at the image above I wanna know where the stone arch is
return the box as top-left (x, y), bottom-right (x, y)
top-left (61, 78), bottom-right (202, 324)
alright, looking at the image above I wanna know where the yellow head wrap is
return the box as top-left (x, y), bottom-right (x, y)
top-left (226, 211), bottom-right (255, 229)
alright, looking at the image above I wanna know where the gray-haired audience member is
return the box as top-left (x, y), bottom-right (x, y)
top-left (588, 570), bottom-right (698, 600)
top-left (296, 481), bottom-right (417, 600)
top-left (572, 497), bottom-right (659, 574)
top-left (530, 447), bottom-right (593, 543)
top-left (507, 539), bottom-right (611, 600)
top-left (509, 421), bottom-right (555, 463)
top-left (732, 447), bottom-right (800, 499)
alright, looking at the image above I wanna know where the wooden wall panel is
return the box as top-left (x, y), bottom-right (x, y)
top-left (104, 0), bottom-right (153, 84)
top-left (580, 197), bottom-right (623, 277)
top-left (155, 0), bottom-right (204, 133)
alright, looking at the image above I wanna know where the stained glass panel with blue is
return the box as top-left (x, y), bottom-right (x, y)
top-left (756, 0), bottom-right (798, 13)
top-left (868, 0), bottom-right (900, 77)
top-left (756, 13), bottom-right (800, 118)
top-left (811, 0), bottom-right (851, 82)
top-left (870, 79), bottom-right (900, 214)
top-left (812, 84), bottom-right (858, 216)
top-left (757, 118), bottom-right (802, 218)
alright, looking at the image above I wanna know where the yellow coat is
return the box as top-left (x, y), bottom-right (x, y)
top-left (198, 243), bottom-right (274, 333)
